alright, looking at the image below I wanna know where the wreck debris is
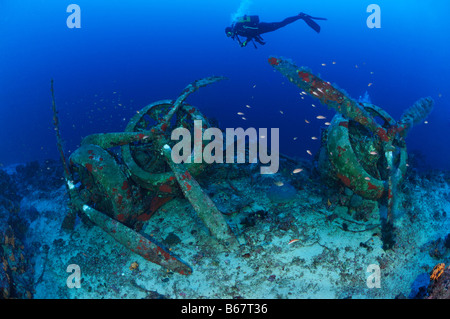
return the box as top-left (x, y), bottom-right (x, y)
top-left (268, 56), bottom-right (434, 249)
top-left (53, 76), bottom-right (238, 274)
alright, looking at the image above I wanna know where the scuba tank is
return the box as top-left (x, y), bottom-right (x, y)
top-left (234, 15), bottom-right (259, 28)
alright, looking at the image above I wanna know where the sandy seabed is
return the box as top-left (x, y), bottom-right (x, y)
top-left (8, 161), bottom-right (446, 300)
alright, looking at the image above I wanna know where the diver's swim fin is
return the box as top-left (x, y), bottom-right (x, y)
top-left (302, 16), bottom-right (322, 33)
top-left (308, 16), bottom-right (327, 21)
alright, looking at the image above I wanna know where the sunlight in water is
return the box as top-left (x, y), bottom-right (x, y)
top-left (231, 0), bottom-right (252, 23)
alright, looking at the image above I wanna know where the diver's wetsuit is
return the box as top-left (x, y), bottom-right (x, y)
top-left (226, 13), bottom-right (326, 48)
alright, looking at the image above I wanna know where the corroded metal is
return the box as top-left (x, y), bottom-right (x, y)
top-left (67, 187), bottom-right (192, 275)
top-left (160, 142), bottom-right (239, 248)
top-left (268, 56), bottom-right (433, 229)
top-left (121, 100), bottom-right (207, 190)
top-left (70, 144), bottom-right (135, 222)
top-left (60, 76), bottom-right (237, 274)
top-left (268, 56), bottom-right (389, 141)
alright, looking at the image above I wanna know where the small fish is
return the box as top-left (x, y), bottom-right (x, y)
top-left (424, 120), bottom-right (428, 124)
top-left (327, 199), bottom-right (332, 206)
top-left (306, 150), bottom-right (312, 156)
top-left (293, 168), bottom-right (303, 174)
top-left (332, 61), bottom-right (336, 64)
top-left (242, 117), bottom-right (247, 120)
top-left (370, 71), bottom-right (374, 74)
top-left (237, 112), bottom-right (245, 115)
top-left (280, 110), bottom-right (284, 114)
top-left (311, 136), bottom-right (318, 140)
top-left (369, 151), bottom-right (378, 155)
top-left (274, 181), bottom-right (284, 187)
top-left (288, 239), bottom-right (300, 245)
top-left (253, 84), bottom-right (256, 88)
top-left (305, 119), bottom-right (310, 124)
top-left (312, 104), bottom-right (316, 107)
top-left (321, 63), bottom-right (326, 66)
top-left (355, 65), bottom-right (359, 68)
top-left (316, 115), bottom-right (326, 120)
top-left (368, 83), bottom-right (373, 87)
top-left (365, 177), bottom-right (371, 181)
top-left (324, 122), bottom-right (331, 126)
top-left (246, 104), bottom-right (251, 108)
top-left (293, 137), bottom-right (298, 140)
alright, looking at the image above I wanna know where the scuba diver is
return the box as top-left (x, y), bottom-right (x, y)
top-left (225, 13), bottom-right (327, 48)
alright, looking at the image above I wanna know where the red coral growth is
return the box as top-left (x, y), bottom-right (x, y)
top-left (117, 194), bottom-right (123, 206)
top-left (136, 196), bottom-right (173, 222)
top-left (184, 182), bottom-right (192, 191)
top-left (376, 127), bottom-right (390, 142)
top-left (339, 121), bottom-right (349, 128)
top-left (310, 79), bottom-right (344, 104)
top-left (337, 173), bottom-right (351, 187)
top-left (158, 184), bottom-right (173, 193)
top-left (298, 71), bottom-right (311, 82)
top-left (367, 182), bottom-right (378, 190)
top-left (268, 57), bottom-right (279, 66)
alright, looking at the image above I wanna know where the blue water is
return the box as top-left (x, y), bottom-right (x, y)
top-left (1, 0), bottom-right (449, 170)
